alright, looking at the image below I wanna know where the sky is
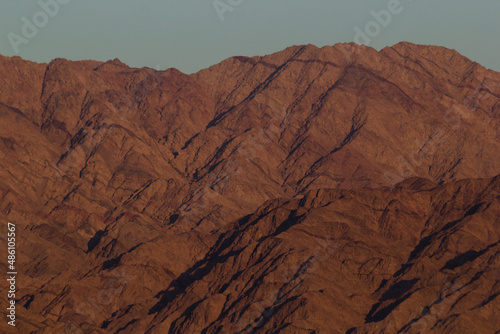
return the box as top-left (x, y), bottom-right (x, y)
top-left (0, 0), bottom-right (499, 74)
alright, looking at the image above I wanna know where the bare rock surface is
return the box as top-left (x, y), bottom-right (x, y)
top-left (0, 42), bottom-right (499, 333)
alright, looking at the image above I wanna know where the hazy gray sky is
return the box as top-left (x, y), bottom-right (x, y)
top-left (1, 0), bottom-right (499, 73)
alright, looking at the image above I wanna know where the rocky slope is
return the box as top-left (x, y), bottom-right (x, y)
top-left (134, 176), bottom-right (500, 334)
top-left (0, 42), bottom-right (499, 333)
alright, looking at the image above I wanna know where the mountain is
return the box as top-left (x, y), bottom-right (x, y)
top-left (0, 42), bottom-right (499, 333)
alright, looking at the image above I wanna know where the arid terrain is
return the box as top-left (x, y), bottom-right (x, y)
top-left (0, 42), bottom-right (499, 333)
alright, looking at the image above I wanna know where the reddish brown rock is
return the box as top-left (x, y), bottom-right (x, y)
top-left (0, 42), bottom-right (499, 333)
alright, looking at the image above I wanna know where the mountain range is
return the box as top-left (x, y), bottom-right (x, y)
top-left (0, 42), bottom-right (499, 333)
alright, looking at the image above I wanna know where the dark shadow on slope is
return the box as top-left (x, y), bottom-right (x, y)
top-left (101, 254), bottom-right (123, 270)
top-left (442, 241), bottom-right (498, 270)
top-left (394, 202), bottom-right (489, 277)
top-left (475, 293), bottom-right (499, 308)
top-left (393, 217), bottom-right (466, 277)
top-left (22, 294), bottom-right (35, 309)
top-left (169, 214), bottom-right (179, 225)
top-left (169, 299), bottom-right (206, 334)
top-left (181, 133), bottom-right (200, 150)
top-left (218, 270), bottom-right (243, 294)
top-left (148, 248), bottom-right (244, 314)
top-left (87, 230), bottom-right (106, 253)
top-left (443, 250), bottom-right (484, 270)
top-left (256, 210), bottom-right (304, 243)
top-left (464, 202), bottom-right (484, 217)
top-left (365, 279), bottom-right (419, 323)
top-left (270, 210), bottom-right (304, 237)
top-left (115, 319), bottom-right (138, 333)
top-left (148, 216), bottom-right (254, 315)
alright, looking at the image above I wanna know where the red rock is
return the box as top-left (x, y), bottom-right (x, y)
top-left (0, 42), bottom-right (499, 333)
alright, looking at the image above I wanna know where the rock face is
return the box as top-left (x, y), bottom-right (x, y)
top-left (139, 176), bottom-right (500, 334)
top-left (0, 42), bottom-right (499, 333)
